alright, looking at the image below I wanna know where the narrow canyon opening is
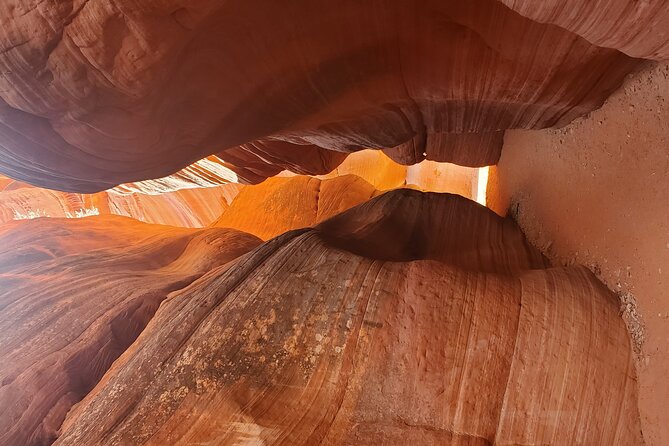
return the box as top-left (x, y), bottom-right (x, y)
top-left (0, 2), bottom-right (667, 445)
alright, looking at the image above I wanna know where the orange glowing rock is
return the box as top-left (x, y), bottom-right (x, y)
top-left (212, 175), bottom-right (378, 240)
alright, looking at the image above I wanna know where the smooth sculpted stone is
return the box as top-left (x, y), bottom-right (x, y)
top-left (0, 180), bottom-right (243, 227)
top-left (212, 175), bottom-right (380, 240)
top-left (0, 156), bottom-right (243, 227)
top-left (54, 191), bottom-right (641, 445)
top-left (0, 0), bottom-right (649, 191)
top-left (500, 0), bottom-right (669, 59)
top-left (0, 216), bottom-right (260, 446)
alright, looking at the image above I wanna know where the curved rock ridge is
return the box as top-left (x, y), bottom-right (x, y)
top-left (109, 156), bottom-right (238, 195)
top-left (314, 149), bottom-right (484, 200)
top-left (317, 189), bottom-right (547, 273)
top-left (52, 190), bottom-right (641, 445)
top-left (0, 216), bottom-right (261, 446)
top-left (0, 155), bottom-right (243, 227)
top-left (105, 184), bottom-right (242, 227)
top-left (0, 152), bottom-right (484, 228)
top-left (501, 0), bottom-right (669, 59)
top-left (313, 150), bottom-right (408, 191)
top-left (0, 0), bottom-right (646, 191)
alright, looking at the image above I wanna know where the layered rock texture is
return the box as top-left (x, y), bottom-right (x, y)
top-left (0, 180), bottom-right (241, 227)
top-left (0, 0), bottom-right (661, 191)
top-left (0, 186), bottom-right (643, 445)
top-left (0, 151), bottom-right (486, 228)
top-left (0, 217), bottom-right (260, 446)
top-left (51, 190), bottom-right (641, 445)
top-left (0, 1), bottom-right (666, 444)
top-left (212, 175), bottom-right (380, 240)
top-left (0, 156), bottom-right (242, 226)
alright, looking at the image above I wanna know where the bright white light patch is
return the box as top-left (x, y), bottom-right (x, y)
top-left (476, 166), bottom-right (489, 206)
top-left (110, 156), bottom-right (239, 196)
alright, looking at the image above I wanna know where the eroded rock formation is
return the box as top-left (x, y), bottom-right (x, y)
top-left (0, 0), bottom-right (655, 191)
top-left (0, 156), bottom-right (242, 226)
top-left (47, 190), bottom-right (641, 445)
top-left (0, 0), bottom-right (665, 444)
top-left (0, 180), bottom-right (242, 227)
top-left (0, 150), bottom-right (487, 227)
top-left (499, 1), bottom-right (669, 59)
top-left (0, 217), bottom-right (260, 445)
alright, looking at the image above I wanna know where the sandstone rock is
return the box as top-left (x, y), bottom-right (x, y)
top-left (0, 0), bottom-right (647, 191)
top-left (314, 150), bottom-right (408, 191)
top-left (52, 190), bottom-right (641, 445)
top-left (0, 216), bottom-right (260, 446)
top-left (0, 156), bottom-right (243, 227)
top-left (0, 182), bottom-right (242, 227)
top-left (501, 0), bottom-right (669, 59)
top-left (212, 175), bottom-right (379, 240)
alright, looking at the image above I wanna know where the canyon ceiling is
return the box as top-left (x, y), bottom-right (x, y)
top-left (1, 0), bottom-right (666, 191)
top-left (0, 1), bottom-right (668, 446)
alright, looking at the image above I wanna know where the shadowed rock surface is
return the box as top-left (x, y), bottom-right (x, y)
top-left (0, 0), bottom-right (656, 191)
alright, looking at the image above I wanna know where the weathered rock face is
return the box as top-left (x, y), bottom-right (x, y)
top-left (0, 216), bottom-right (260, 446)
top-left (315, 149), bottom-right (485, 200)
top-left (32, 190), bottom-right (639, 446)
top-left (0, 0), bottom-right (653, 192)
top-left (0, 150), bottom-right (488, 227)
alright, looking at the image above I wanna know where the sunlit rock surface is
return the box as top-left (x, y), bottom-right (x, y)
top-left (0, 182), bottom-right (242, 227)
top-left (0, 0), bottom-right (654, 191)
top-left (48, 190), bottom-right (641, 445)
top-left (212, 175), bottom-right (380, 240)
top-left (0, 156), bottom-right (242, 227)
top-left (314, 150), bottom-right (485, 200)
top-left (109, 156), bottom-right (237, 195)
top-left (0, 216), bottom-right (260, 446)
top-left (0, 149), bottom-right (488, 227)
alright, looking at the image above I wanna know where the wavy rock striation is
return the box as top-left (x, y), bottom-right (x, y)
top-left (0, 182), bottom-right (242, 227)
top-left (0, 156), bottom-right (242, 227)
top-left (501, 0), bottom-right (669, 59)
top-left (0, 0), bottom-right (651, 191)
top-left (45, 190), bottom-right (641, 445)
top-left (0, 216), bottom-right (260, 446)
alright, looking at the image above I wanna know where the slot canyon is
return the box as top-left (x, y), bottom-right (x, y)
top-left (0, 1), bottom-right (667, 445)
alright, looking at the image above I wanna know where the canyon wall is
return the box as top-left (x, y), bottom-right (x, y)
top-left (0, 156), bottom-right (241, 226)
top-left (0, 180), bottom-right (646, 445)
top-left (0, 1), bottom-right (666, 444)
top-left (488, 61), bottom-right (669, 445)
top-left (0, 151), bottom-right (485, 228)
top-left (51, 190), bottom-right (641, 445)
top-left (0, 216), bottom-right (261, 446)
